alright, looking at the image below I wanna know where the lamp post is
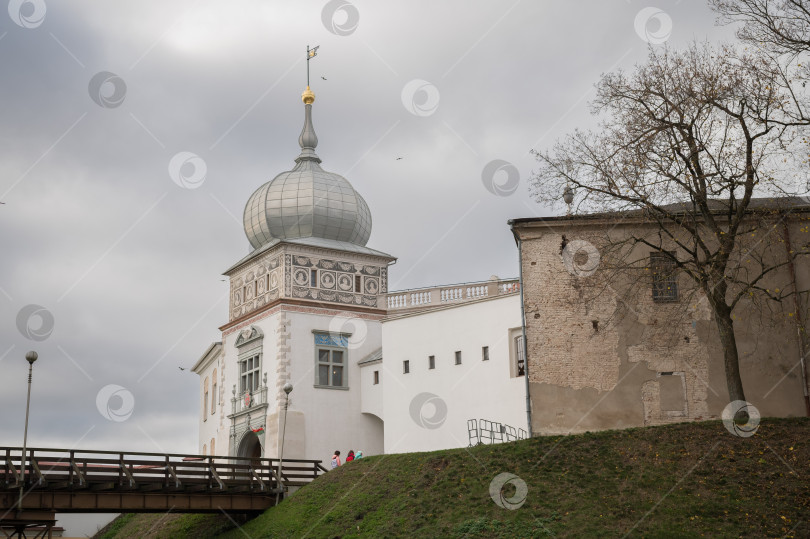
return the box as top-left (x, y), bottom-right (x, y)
top-left (275, 382), bottom-right (293, 505)
top-left (19, 351), bottom-right (37, 513)
top-left (562, 185), bottom-right (575, 216)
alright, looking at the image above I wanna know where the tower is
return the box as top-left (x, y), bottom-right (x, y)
top-left (194, 85), bottom-right (395, 463)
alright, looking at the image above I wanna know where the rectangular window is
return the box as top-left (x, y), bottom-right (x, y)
top-left (373, 370), bottom-right (379, 384)
top-left (482, 346), bottom-right (489, 361)
top-left (211, 382), bottom-right (217, 414)
top-left (455, 351), bottom-right (462, 365)
top-left (355, 275), bottom-right (362, 292)
top-left (651, 252), bottom-right (679, 302)
top-left (428, 355), bottom-right (435, 369)
top-left (403, 360), bottom-right (410, 374)
top-left (514, 336), bottom-right (525, 376)
top-left (310, 269), bottom-right (318, 288)
top-left (239, 355), bottom-right (261, 393)
top-left (314, 333), bottom-right (348, 388)
top-left (317, 349), bottom-right (345, 387)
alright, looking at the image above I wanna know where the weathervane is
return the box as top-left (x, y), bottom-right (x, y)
top-left (306, 45), bottom-right (320, 87)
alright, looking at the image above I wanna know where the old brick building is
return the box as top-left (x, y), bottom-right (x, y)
top-left (510, 198), bottom-right (810, 435)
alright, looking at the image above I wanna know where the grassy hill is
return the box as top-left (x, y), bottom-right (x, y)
top-left (96, 418), bottom-right (808, 538)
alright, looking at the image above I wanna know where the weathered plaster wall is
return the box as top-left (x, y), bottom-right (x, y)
top-left (518, 216), bottom-right (809, 435)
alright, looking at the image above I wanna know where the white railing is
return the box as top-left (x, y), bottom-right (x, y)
top-left (387, 294), bottom-right (408, 308)
top-left (386, 278), bottom-right (519, 311)
top-left (441, 288), bottom-right (463, 302)
top-left (410, 291), bottom-right (432, 305)
top-left (500, 282), bottom-right (519, 294)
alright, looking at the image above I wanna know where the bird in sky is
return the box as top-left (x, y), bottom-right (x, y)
top-left (321, 76), bottom-right (327, 80)
top-left (396, 157), bottom-right (403, 160)
top-left (179, 367), bottom-right (186, 371)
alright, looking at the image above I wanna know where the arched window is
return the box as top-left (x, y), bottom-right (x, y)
top-left (203, 377), bottom-right (209, 422)
top-left (211, 438), bottom-right (215, 457)
top-left (202, 444), bottom-right (207, 456)
top-left (211, 369), bottom-right (217, 414)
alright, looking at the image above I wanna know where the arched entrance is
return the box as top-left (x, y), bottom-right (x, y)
top-left (237, 430), bottom-right (263, 468)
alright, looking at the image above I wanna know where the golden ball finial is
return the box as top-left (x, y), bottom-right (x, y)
top-left (302, 86), bottom-right (315, 105)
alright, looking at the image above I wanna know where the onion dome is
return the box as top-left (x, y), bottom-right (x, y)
top-left (243, 87), bottom-right (372, 250)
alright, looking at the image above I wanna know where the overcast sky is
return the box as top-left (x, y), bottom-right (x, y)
top-left (0, 1), bottom-right (738, 455)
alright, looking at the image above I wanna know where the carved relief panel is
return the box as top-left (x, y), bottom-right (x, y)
top-left (230, 255), bottom-right (282, 321)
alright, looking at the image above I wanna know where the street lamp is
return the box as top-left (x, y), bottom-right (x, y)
top-left (275, 382), bottom-right (293, 505)
top-left (562, 185), bottom-right (575, 215)
top-left (19, 351), bottom-right (37, 512)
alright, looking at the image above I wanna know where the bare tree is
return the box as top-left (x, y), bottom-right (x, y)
top-left (530, 43), bottom-right (809, 404)
top-left (711, 0), bottom-right (810, 56)
top-left (711, 0), bottom-right (810, 123)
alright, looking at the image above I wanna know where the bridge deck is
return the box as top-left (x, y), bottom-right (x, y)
top-left (0, 446), bottom-right (327, 514)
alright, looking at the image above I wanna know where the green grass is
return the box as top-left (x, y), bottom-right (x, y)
top-left (95, 418), bottom-right (809, 538)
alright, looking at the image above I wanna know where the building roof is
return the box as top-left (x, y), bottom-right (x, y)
top-left (509, 196), bottom-right (810, 228)
top-left (358, 348), bottom-right (383, 365)
top-left (242, 88), bottom-right (373, 251)
top-left (191, 342), bottom-right (222, 373)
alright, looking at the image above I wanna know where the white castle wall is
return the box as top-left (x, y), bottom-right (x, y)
top-left (381, 293), bottom-right (527, 453)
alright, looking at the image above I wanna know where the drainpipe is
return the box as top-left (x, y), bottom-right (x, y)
top-left (782, 219), bottom-right (810, 416)
top-left (509, 221), bottom-right (533, 437)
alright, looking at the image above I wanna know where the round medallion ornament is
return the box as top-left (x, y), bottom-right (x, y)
top-left (321, 271), bottom-right (336, 289)
top-left (338, 274), bottom-right (353, 291)
top-left (294, 268), bottom-right (309, 286)
top-left (364, 278), bottom-right (379, 295)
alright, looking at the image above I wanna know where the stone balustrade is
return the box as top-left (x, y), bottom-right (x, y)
top-left (385, 278), bottom-right (519, 312)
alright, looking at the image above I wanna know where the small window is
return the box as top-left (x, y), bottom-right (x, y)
top-left (403, 360), bottom-right (410, 374)
top-left (202, 444), bottom-right (207, 456)
top-left (373, 370), bottom-right (379, 384)
top-left (514, 336), bottom-right (525, 376)
top-left (651, 252), bottom-right (679, 302)
top-left (482, 346), bottom-right (489, 361)
top-left (355, 275), bottom-right (362, 292)
top-left (310, 269), bottom-right (318, 287)
top-left (428, 355), bottom-right (435, 369)
top-left (455, 351), bottom-right (462, 365)
top-left (210, 438), bottom-right (215, 457)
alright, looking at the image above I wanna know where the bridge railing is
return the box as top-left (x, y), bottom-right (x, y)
top-left (1, 447), bottom-right (326, 496)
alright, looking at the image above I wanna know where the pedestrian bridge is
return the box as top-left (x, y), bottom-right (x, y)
top-left (1, 446), bottom-right (326, 537)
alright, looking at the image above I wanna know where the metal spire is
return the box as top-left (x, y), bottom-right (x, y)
top-left (306, 45), bottom-right (319, 87)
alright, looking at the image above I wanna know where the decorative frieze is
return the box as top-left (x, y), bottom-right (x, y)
top-left (228, 248), bottom-right (388, 321)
